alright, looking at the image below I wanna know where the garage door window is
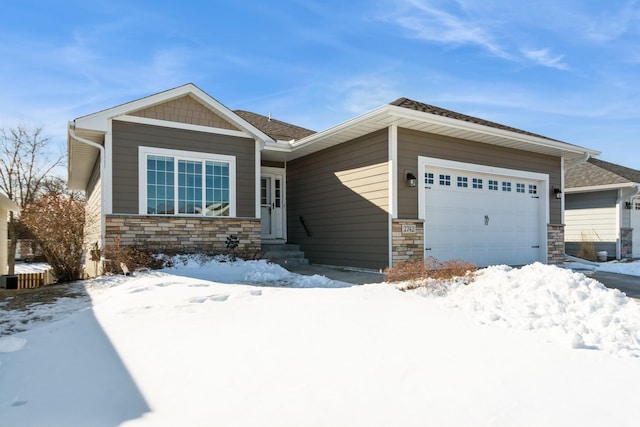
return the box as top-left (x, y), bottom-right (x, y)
top-left (457, 177), bottom-right (468, 188)
top-left (473, 178), bottom-right (483, 189)
top-left (502, 181), bottom-right (512, 192)
top-left (425, 172), bottom-right (434, 185)
top-left (488, 180), bottom-right (498, 191)
top-left (439, 174), bottom-right (451, 186)
top-left (529, 184), bottom-right (538, 195)
top-left (516, 183), bottom-right (526, 193)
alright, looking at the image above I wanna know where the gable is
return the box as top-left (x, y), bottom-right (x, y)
top-left (566, 158), bottom-right (639, 189)
top-left (130, 95), bottom-right (241, 131)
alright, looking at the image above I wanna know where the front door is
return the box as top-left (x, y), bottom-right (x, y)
top-left (261, 169), bottom-right (285, 240)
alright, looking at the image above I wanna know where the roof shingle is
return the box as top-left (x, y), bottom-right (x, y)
top-left (389, 97), bottom-right (559, 142)
top-left (565, 158), bottom-right (640, 188)
top-left (234, 110), bottom-right (315, 141)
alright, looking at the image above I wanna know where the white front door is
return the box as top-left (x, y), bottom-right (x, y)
top-left (261, 168), bottom-right (285, 240)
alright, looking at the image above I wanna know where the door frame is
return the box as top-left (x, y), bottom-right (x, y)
top-left (260, 166), bottom-right (287, 242)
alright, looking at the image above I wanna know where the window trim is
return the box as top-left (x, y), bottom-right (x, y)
top-left (138, 146), bottom-right (236, 217)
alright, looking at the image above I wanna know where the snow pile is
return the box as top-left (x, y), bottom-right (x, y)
top-left (441, 263), bottom-right (640, 356)
top-left (0, 336), bottom-right (27, 353)
top-left (161, 256), bottom-right (350, 288)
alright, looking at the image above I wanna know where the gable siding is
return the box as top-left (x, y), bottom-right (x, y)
top-left (287, 129), bottom-right (389, 269)
top-left (397, 128), bottom-right (562, 224)
top-left (130, 94), bottom-right (240, 130)
top-left (111, 120), bottom-right (256, 217)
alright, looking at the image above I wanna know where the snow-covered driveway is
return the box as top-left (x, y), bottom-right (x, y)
top-left (2, 260), bottom-right (640, 426)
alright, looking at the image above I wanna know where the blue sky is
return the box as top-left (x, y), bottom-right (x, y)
top-left (1, 0), bottom-right (639, 172)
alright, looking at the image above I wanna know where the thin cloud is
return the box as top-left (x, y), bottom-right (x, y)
top-left (388, 0), bottom-right (510, 59)
top-left (521, 48), bottom-right (569, 70)
top-left (335, 76), bottom-right (400, 114)
top-left (586, 0), bottom-right (640, 42)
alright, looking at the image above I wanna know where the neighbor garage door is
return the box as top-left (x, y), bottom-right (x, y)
top-left (421, 158), bottom-right (547, 267)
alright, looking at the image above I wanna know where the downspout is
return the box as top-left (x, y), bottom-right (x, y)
top-left (68, 123), bottom-right (106, 270)
top-left (565, 152), bottom-right (590, 171)
top-left (616, 184), bottom-right (640, 204)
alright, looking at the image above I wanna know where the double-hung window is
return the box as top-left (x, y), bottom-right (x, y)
top-left (140, 147), bottom-right (236, 217)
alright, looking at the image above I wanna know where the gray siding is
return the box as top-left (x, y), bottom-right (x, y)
top-left (565, 190), bottom-right (617, 210)
top-left (112, 120), bottom-right (256, 217)
top-left (397, 128), bottom-right (563, 223)
top-left (287, 129), bottom-right (389, 269)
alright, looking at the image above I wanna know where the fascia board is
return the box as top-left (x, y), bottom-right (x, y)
top-left (566, 182), bottom-right (637, 193)
top-left (0, 193), bottom-right (19, 211)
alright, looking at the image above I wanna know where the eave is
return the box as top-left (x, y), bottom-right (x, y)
top-left (278, 104), bottom-right (600, 162)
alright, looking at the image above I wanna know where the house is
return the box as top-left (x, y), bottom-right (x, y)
top-left (565, 158), bottom-right (640, 260)
top-left (67, 83), bottom-right (599, 277)
top-left (1, 193), bottom-right (19, 275)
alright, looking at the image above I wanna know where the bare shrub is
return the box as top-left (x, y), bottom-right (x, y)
top-left (103, 238), bottom-right (169, 274)
top-left (385, 257), bottom-right (477, 290)
top-left (102, 238), bottom-right (265, 275)
top-left (20, 189), bottom-right (85, 282)
top-left (577, 231), bottom-right (597, 261)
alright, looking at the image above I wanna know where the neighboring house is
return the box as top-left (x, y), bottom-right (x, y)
top-left (565, 158), bottom-right (640, 260)
top-left (1, 193), bottom-right (19, 275)
top-left (67, 83), bottom-right (599, 276)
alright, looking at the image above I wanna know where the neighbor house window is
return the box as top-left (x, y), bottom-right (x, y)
top-left (140, 147), bottom-right (236, 217)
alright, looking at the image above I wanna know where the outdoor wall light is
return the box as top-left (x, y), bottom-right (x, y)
top-left (553, 187), bottom-right (562, 199)
top-left (625, 201), bottom-right (632, 209)
top-left (407, 172), bottom-right (417, 187)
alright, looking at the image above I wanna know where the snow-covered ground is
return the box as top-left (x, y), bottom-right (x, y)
top-left (1, 258), bottom-right (640, 426)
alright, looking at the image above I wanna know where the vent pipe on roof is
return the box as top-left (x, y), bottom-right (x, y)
top-left (565, 152), bottom-right (590, 170)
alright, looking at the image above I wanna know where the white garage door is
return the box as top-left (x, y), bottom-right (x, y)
top-left (421, 159), bottom-right (547, 267)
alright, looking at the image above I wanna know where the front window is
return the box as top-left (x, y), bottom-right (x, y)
top-left (140, 147), bottom-right (235, 217)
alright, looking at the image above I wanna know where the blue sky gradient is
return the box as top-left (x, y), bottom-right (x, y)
top-left (1, 0), bottom-right (639, 171)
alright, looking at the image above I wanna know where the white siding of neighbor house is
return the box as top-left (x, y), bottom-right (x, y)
top-left (564, 207), bottom-right (618, 242)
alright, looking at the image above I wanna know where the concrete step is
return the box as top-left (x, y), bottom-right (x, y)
top-left (262, 244), bottom-right (309, 267)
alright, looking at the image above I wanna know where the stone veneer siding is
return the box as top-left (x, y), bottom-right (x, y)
top-left (547, 224), bottom-right (565, 264)
top-left (620, 227), bottom-right (632, 259)
top-left (104, 215), bottom-right (261, 254)
top-left (391, 219), bottom-right (424, 265)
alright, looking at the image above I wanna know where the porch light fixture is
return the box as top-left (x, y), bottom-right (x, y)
top-left (625, 202), bottom-right (632, 209)
top-left (407, 172), bottom-right (417, 187)
top-left (553, 187), bottom-right (562, 199)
